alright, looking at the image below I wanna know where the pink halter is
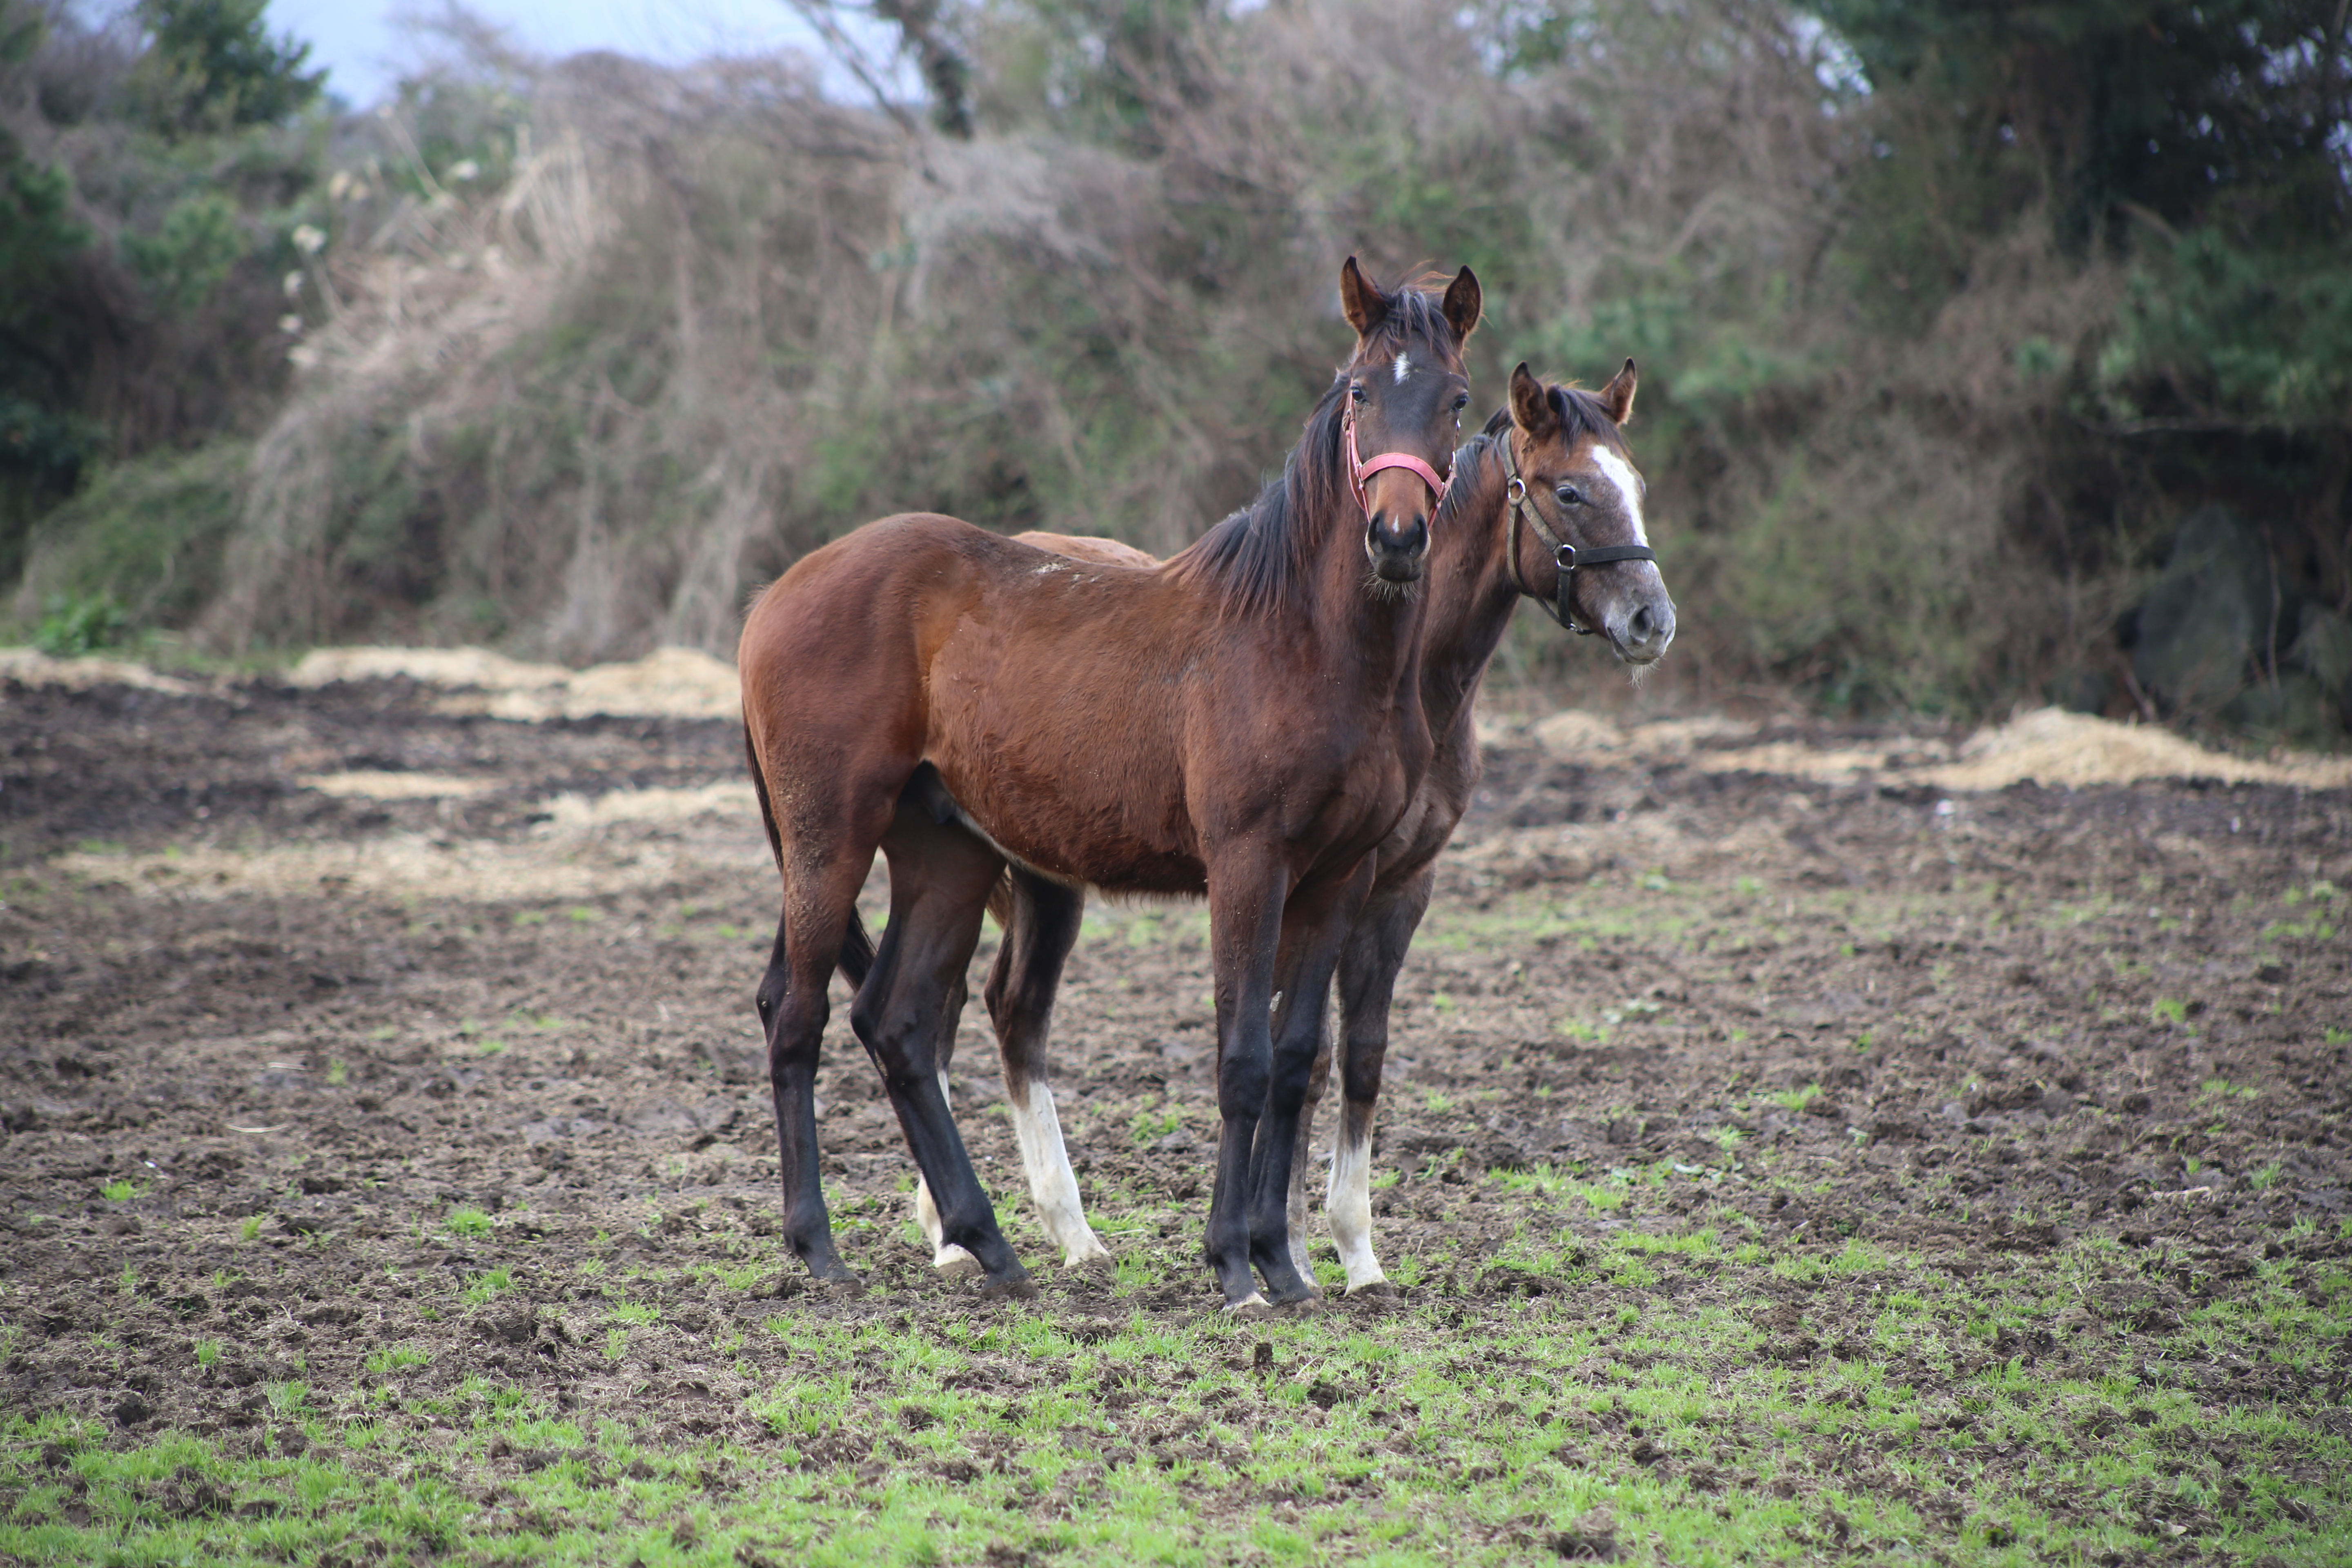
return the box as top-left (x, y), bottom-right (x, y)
top-left (1342, 394), bottom-right (1450, 519)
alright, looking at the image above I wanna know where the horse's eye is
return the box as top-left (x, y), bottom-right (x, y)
top-left (1556, 485), bottom-right (1585, 507)
top-left (1350, 383), bottom-right (1367, 403)
top-left (1451, 393), bottom-right (1469, 412)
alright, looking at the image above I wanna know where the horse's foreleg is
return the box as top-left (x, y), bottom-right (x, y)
top-left (1327, 866), bottom-right (1435, 1297)
top-left (1245, 859), bottom-right (1374, 1307)
top-left (1203, 856), bottom-right (1287, 1316)
top-left (910, 964), bottom-right (980, 1278)
top-left (859, 801), bottom-right (1032, 1298)
top-left (983, 870), bottom-right (1107, 1270)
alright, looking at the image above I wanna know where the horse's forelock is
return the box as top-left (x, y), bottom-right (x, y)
top-left (1350, 277), bottom-right (1466, 371)
top-left (1547, 384), bottom-right (1631, 454)
top-left (1488, 381), bottom-right (1631, 458)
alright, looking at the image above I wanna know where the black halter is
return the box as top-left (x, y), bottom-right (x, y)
top-left (1501, 433), bottom-right (1659, 636)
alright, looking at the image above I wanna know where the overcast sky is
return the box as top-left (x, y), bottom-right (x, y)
top-left (263, 0), bottom-right (902, 108)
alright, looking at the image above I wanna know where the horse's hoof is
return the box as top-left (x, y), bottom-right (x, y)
top-left (802, 1255), bottom-right (860, 1287)
top-left (933, 1245), bottom-right (982, 1280)
top-left (1345, 1279), bottom-right (1399, 1301)
top-left (1061, 1240), bottom-right (1116, 1273)
top-left (978, 1273), bottom-right (1039, 1302)
top-left (1221, 1292), bottom-right (1274, 1321)
top-left (1272, 1290), bottom-right (1325, 1316)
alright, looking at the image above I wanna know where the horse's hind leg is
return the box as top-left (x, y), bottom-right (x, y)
top-left (856, 791), bottom-right (1033, 1296)
top-left (1326, 866), bottom-right (1435, 1296)
top-left (757, 846), bottom-right (883, 1285)
top-left (1266, 940), bottom-right (1334, 1285)
top-left (982, 869), bottom-right (1109, 1270)
top-left (910, 964), bottom-right (981, 1278)
top-left (1283, 1016), bottom-right (1333, 1286)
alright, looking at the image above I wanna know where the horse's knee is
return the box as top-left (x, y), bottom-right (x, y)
top-left (766, 991), bottom-right (828, 1080)
top-left (1218, 1052), bottom-right (1271, 1118)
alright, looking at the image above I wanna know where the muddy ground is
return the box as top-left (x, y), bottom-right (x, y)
top-left (0, 673), bottom-right (2347, 1563)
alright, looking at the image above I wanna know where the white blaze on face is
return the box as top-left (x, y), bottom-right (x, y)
top-left (1393, 352), bottom-right (1411, 385)
top-left (1589, 445), bottom-right (1649, 546)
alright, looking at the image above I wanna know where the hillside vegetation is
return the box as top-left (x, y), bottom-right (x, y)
top-left (2, 0), bottom-right (2348, 739)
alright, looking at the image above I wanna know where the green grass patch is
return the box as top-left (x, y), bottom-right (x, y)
top-left (462, 1266), bottom-right (515, 1305)
top-left (3, 1220), bottom-right (2346, 1566)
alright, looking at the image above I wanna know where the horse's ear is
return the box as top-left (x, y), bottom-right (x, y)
top-left (1442, 266), bottom-right (1482, 345)
top-left (1508, 362), bottom-right (1555, 438)
top-left (1599, 357), bottom-right (1637, 425)
top-left (1339, 256), bottom-right (1389, 339)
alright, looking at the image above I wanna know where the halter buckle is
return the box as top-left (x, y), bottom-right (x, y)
top-left (1505, 476), bottom-right (1526, 506)
top-left (1555, 542), bottom-right (1577, 571)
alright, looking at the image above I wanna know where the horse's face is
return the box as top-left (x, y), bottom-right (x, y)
top-left (1507, 361), bottom-right (1676, 664)
top-left (1339, 260), bottom-right (1481, 586)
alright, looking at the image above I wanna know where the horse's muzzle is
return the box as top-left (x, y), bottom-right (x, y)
top-left (1605, 588), bottom-right (1676, 664)
top-left (1366, 512), bottom-right (1428, 584)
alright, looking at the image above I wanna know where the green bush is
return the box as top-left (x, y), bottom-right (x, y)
top-left (11, 442), bottom-right (248, 637)
top-left (121, 0), bottom-right (325, 140)
top-left (2097, 232), bottom-right (2352, 429)
top-left (31, 593), bottom-right (127, 655)
top-left (122, 192), bottom-right (248, 314)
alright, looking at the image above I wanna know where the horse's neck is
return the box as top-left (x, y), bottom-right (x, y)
top-left (1300, 489), bottom-right (1430, 709)
top-left (1420, 456), bottom-right (1520, 731)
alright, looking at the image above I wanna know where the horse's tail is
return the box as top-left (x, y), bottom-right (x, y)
top-left (741, 722), bottom-right (785, 870)
top-left (838, 914), bottom-right (875, 989)
top-left (985, 867), bottom-right (1016, 931)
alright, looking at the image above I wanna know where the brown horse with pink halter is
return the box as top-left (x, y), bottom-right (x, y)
top-left (891, 362), bottom-right (1674, 1293)
top-left (737, 260), bottom-right (1481, 1312)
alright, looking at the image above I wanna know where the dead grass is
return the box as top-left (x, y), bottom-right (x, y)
top-left (1525, 703), bottom-right (2352, 790)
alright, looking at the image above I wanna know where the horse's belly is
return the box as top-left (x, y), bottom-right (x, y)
top-left (930, 739), bottom-right (1205, 897)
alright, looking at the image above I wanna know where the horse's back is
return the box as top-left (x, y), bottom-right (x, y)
top-left (1013, 530), bottom-right (1160, 570)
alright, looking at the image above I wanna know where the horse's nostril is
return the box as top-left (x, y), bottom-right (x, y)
top-left (1629, 605), bottom-right (1654, 642)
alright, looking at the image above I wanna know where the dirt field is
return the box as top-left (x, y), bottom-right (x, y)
top-left (1, 660), bottom-right (2347, 1566)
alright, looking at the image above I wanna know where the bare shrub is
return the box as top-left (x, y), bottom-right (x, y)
top-left (186, 0), bottom-right (2306, 729)
top-left (208, 47), bottom-right (902, 655)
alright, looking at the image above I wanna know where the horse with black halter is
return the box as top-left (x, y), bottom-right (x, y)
top-left (900, 361), bottom-right (1675, 1293)
top-left (737, 260), bottom-right (1481, 1312)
